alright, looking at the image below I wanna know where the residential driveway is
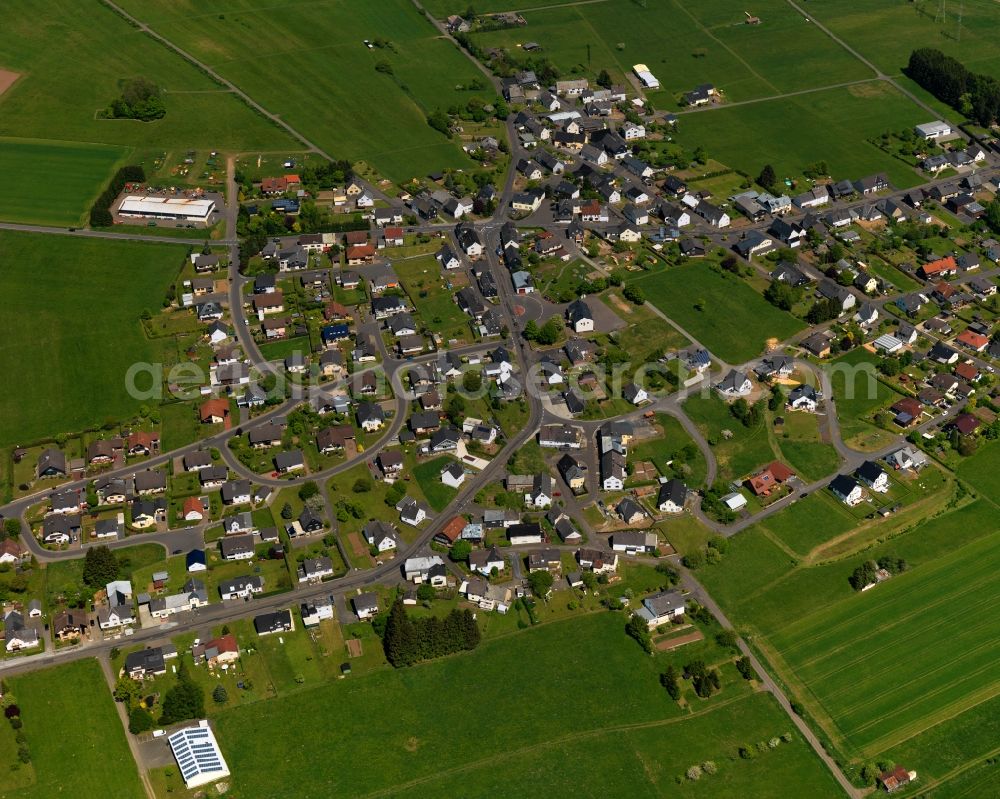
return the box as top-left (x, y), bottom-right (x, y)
top-left (588, 298), bottom-right (626, 333)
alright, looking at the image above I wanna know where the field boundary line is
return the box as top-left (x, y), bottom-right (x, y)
top-left (98, 0), bottom-right (331, 159)
top-left (357, 694), bottom-right (749, 798)
top-left (749, 633), bottom-right (852, 756)
top-left (668, 0), bottom-right (781, 95)
top-left (864, 679), bottom-right (1000, 758)
top-left (776, 526), bottom-right (1000, 650)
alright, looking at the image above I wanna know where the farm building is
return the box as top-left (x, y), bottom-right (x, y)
top-left (632, 63), bottom-right (659, 90)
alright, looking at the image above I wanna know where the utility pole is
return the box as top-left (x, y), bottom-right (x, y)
top-left (956, 0), bottom-right (963, 41)
top-left (935, 0), bottom-right (946, 24)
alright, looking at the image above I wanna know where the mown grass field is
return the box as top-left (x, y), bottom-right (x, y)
top-left (957, 439), bottom-right (1000, 499)
top-left (0, 231), bottom-right (184, 446)
top-left (112, 0), bottom-right (489, 181)
top-left (412, 455), bottom-right (460, 512)
top-left (214, 612), bottom-right (843, 798)
top-left (0, 138), bottom-right (126, 226)
top-left (632, 262), bottom-right (804, 364)
top-left (773, 411), bottom-right (840, 482)
top-left (673, 83), bottom-right (927, 188)
top-left (0, 0), bottom-right (296, 152)
top-left (6, 659), bottom-right (144, 799)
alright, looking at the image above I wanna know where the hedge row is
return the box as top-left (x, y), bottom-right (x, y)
top-left (89, 165), bottom-right (146, 228)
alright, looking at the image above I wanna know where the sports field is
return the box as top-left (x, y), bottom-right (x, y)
top-left (0, 0), bottom-right (296, 152)
top-left (111, 0), bottom-right (490, 181)
top-left (214, 613), bottom-right (844, 797)
top-left (0, 138), bottom-right (126, 226)
top-left (632, 262), bottom-right (805, 364)
top-left (6, 659), bottom-right (145, 799)
top-left (0, 231), bottom-right (183, 446)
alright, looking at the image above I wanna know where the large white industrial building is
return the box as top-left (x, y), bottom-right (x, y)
top-left (118, 195), bottom-right (216, 224)
top-left (168, 720), bottom-right (230, 789)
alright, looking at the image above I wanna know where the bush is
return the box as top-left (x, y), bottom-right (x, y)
top-left (128, 706), bottom-right (155, 734)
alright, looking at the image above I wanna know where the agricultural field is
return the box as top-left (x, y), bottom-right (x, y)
top-left (111, 0), bottom-right (491, 182)
top-left (673, 83), bottom-right (927, 188)
top-left (0, 138), bottom-right (127, 226)
top-left (631, 262), bottom-right (805, 364)
top-left (214, 612), bottom-right (843, 798)
top-left (5, 659), bottom-right (145, 799)
top-left (698, 490), bottom-right (1000, 777)
top-left (468, 0), bottom-right (870, 104)
top-left (0, 0), bottom-right (296, 152)
top-left (770, 527), bottom-right (1000, 757)
top-left (804, 0), bottom-right (1000, 85)
top-left (0, 231), bottom-right (184, 447)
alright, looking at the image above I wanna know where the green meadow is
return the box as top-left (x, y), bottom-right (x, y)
top-left (0, 138), bottom-right (127, 226)
top-left (0, 231), bottom-right (184, 446)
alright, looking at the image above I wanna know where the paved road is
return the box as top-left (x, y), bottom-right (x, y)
top-left (0, 221), bottom-right (213, 245)
top-left (679, 565), bottom-right (865, 799)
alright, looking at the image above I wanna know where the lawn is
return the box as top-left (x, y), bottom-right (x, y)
top-left (773, 411), bottom-right (840, 482)
top-left (673, 83), bottom-right (927, 188)
top-left (759, 492), bottom-right (855, 558)
top-left (394, 255), bottom-right (472, 344)
top-left (0, 138), bottom-right (127, 226)
top-left (628, 413), bottom-right (709, 488)
top-left (684, 394), bottom-right (776, 483)
top-left (412, 455), bottom-right (460, 512)
top-left (632, 262), bottom-right (804, 364)
top-left (0, 231), bottom-right (185, 446)
top-left (769, 528), bottom-right (1000, 757)
top-left (214, 612), bottom-right (843, 798)
top-left (6, 659), bottom-right (144, 799)
top-left (111, 0), bottom-right (489, 182)
top-left (0, 0), bottom-right (296, 152)
top-left (825, 348), bottom-right (903, 451)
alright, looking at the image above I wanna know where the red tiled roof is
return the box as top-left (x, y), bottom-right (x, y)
top-left (920, 256), bottom-right (957, 275)
top-left (439, 515), bottom-right (466, 544)
top-left (199, 398), bottom-right (230, 422)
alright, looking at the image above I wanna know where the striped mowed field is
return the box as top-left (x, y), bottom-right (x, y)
top-left (769, 529), bottom-right (1000, 756)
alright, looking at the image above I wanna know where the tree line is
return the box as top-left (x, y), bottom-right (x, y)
top-left (89, 164), bottom-right (146, 227)
top-left (907, 48), bottom-right (1000, 126)
top-left (382, 601), bottom-right (481, 667)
